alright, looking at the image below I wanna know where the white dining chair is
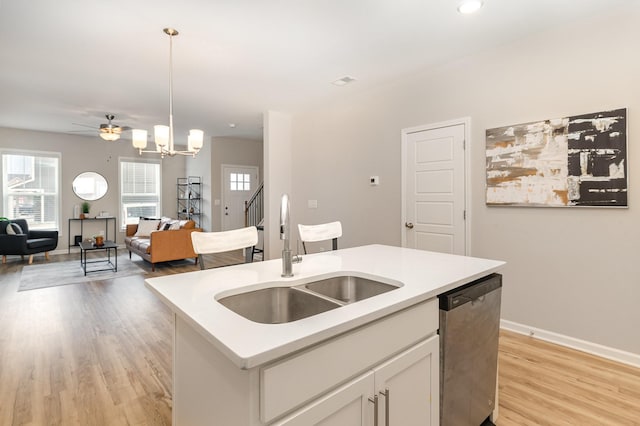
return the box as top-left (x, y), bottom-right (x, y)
top-left (191, 226), bottom-right (258, 270)
top-left (297, 221), bottom-right (342, 254)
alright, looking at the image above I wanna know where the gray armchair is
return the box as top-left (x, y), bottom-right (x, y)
top-left (0, 219), bottom-right (59, 264)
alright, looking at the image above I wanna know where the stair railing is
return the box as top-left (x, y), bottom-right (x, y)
top-left (244, 182), bottom-right (264, 228)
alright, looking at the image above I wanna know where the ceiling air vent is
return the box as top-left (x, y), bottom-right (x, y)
top-left (332, 76), bottom-right (357, 86)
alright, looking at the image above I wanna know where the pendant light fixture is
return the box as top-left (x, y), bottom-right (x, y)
top-left (132, 28), bottom-right (204, 158)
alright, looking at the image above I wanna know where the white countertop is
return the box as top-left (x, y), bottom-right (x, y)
top-left (145, 244), bottom-right (505, 369)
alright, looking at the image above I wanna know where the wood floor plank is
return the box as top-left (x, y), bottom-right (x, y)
top-left (497, 330), bottom-right (640, 426)
top-left (2, 252), bottom-right (640, 425)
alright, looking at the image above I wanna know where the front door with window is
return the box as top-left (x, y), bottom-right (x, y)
top-left (222, 165), bottom-right (259, 231)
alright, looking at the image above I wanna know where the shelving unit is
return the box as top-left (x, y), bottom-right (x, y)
top-left (177, 176), bottom-right (201, 228)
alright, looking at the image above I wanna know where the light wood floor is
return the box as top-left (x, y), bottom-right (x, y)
top-left (1, 252), bottom-right (639, 425)
top-left (498, 330), bottom-right (640, 426)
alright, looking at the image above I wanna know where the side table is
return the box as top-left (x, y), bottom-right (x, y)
top-left (68, 217), bottom-right (117, 253)
top-left (79, 241), bottom-right (118, 276)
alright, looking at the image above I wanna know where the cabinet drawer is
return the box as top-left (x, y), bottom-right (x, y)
top-left (260, 299), bottom-right (438, 423)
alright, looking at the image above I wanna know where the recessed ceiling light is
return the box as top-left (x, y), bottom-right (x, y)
top-left (457, 0), bottom-right (484, 14)
top-left (332, 76), bottom-right (357, 86)
top-left (228, 123), bottom-right (236, 128)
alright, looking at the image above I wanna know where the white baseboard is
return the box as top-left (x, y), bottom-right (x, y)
top-left (501, 319), bottom-right (640, 369)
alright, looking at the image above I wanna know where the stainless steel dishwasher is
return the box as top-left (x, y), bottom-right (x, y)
top-left (438, 273), bottom-right (502, 426)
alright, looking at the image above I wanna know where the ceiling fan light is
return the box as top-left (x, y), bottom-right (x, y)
top-left (188, 129), bottom-right (204, 152)
top-left (132, 129), bottom-right (148, 149)
top-left (154, 125), bottom-right (169, 150)
top-left (100, 132), bottom-right (120, 141)
top-left (458, 0), bottom-right (484, 14)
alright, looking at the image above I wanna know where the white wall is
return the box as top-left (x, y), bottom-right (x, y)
top-left (264, 111), bottom-right (292, 260)
top-left (186, 138), bottom-right (213, 231)
top-left (0, 127), bottom-right (185, 246)
top-left (290, 4), bottom-right (640, 355)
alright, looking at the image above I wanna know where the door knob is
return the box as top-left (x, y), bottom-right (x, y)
top-left (405, 222), bottom-right (414, 229)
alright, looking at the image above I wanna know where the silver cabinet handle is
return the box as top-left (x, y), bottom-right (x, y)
top-left (368, 394), bottom-right (379, 426)
top-left (380, 388), bottom-right (390, 425)
top-left (405, 222), bottom-right (414, 229)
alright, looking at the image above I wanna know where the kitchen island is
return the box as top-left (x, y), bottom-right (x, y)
top-left (146, 244), bottom-right (504, 425)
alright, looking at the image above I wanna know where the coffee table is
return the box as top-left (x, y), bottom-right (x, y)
top-left (79, 240), bottom-right (118, 276)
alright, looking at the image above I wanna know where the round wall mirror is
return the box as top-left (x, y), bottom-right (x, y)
top-left (73, 172), bottom-right (108, 201)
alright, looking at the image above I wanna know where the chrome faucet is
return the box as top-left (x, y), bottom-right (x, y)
top-left (280, 193), bottom-right (301, 277)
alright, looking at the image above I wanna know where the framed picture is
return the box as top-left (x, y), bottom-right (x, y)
top-left (486, 108), bottom-right (627, 207)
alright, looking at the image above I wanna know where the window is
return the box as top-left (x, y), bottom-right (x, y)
top-left (230, 173), bottom-right (251, 191)
top-left (119, 159), bottom-right (161, 227)
top-left (1, 150), bottom-right (60, 230)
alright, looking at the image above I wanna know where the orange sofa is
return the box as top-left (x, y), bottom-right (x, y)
top-left (125, 219), bottom-right (202, 271)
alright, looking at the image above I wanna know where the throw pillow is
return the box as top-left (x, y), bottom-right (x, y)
top-left (134, 219), bottom-right (160, 237)
top-left (168, 220), bottom-right (181, 230)
top-left (159, 216), bottom-right (173, 230)
top-left (6, 222), bottom-right (23, 235)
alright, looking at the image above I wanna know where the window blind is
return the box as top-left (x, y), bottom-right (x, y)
top-left (2, 152), bottom-right (60, 230)
top-left (120, 160), bottom-right (161, 226)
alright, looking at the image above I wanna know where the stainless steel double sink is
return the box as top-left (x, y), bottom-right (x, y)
top-left (218, 275), bottom-right (399, 324)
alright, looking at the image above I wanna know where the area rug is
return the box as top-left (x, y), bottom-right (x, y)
top-left (18, 255), bottom-right (146, 291)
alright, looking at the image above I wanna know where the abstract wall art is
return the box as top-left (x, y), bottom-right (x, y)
top-left (486, 108), bottom-right (627, 207)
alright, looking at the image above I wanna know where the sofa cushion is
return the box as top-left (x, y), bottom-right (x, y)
top-left (26, 238), bottom-right (54, 249)
top-left (135, 219), bottom-right (160, 237)
top-left (128, 237), bottom-right (152, 254)
top-left (6, 222), bottom-right (24, 235)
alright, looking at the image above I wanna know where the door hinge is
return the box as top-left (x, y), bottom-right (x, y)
top-left (463, 210), bottom-right (466, 220)
top-left (462, 139), bottom-right (466, 150)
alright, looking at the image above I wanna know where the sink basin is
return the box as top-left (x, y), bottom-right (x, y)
top-left (304, 276), bottom-right (398, 304)
top-left (218, 287), bottom-right (341, 324)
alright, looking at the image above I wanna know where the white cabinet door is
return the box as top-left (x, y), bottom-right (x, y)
top-left (274, 336), bottom-right (439, 426)
top-left (373, 336), bottom-right (440, 426)
top-left (274, 371), bottom-right (374, 426)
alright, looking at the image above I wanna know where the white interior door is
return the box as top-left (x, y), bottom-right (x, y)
top-left (402, 122), bottom-right (466, 255)
top-left (222, 165), bottom-right (259, 231)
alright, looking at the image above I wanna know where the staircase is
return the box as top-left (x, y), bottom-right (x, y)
top-left (244, 182), bottom-right (263, 228)
top-left (244, 182), bottom-right (264, 259)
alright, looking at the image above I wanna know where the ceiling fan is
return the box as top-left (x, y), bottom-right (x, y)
top-left (71, 114), bottom-right (131, 141)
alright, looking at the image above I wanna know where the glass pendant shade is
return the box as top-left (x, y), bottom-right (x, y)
top-left (154, 125), bottom-right (169, 150)
top-left (188, 129), bottom-right (204, 151)
top-left (132, 129), bottom-right (148, 149)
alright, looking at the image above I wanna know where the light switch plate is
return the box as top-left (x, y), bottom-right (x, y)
top-left (308, 200), bottom-right (318, 209)
top-left (370, 176), bottom-right (380, 186)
